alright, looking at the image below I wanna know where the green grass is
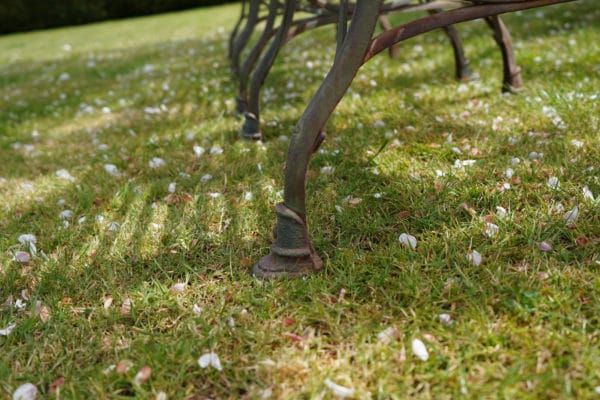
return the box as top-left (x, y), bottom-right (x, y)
top-left (1, 2), bottom-right (599, 399)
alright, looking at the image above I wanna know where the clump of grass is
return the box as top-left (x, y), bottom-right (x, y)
top-left (1, 1), bottom-right (599, 398)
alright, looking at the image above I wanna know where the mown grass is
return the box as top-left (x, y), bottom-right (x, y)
top-left (1, 2), bottom-right (599, 399)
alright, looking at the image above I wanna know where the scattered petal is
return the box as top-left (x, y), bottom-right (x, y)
top-left (324, 379), bottom-right (355, 399)
top-left (412, 338), bottom-right (429, 361)
top-left (539, 241), bottom-right (552, 252)
top-left (467, 250), bottom-right (482, 266)
top-left (13, 383), bottom-right (37, 400)
top-left (116, 360), bottom-right (133, 374)
top-left (103, 164), bottom-right (121, 177)
top-left (320, 166), bottom-right (335, 175)
top-left (209, 146), bottom-right (223, 155)
top-left (0, 323), bottom-right (16, 336)
top-left (198, 352), bottom-right (222, 371)
top-left (107, 222), bottom-right (120, 232)
top-left (56, 169), bottom-right (75, 182)
top-left (564, 206), bottom-right (579, 225)
top-left (15, 251), bottom-right (30, 263)
top-left (171, 283), bottom-right (186, 292)
top-left (378, 327), bottom-right (401, 344)
top-left (200, 174), bottom-right (212, 183)
top-left (438, 313), bottom-right (452, 325)
top-left (496, 206), bottom-right (507, 219)
top-left (547, 176), bottom-right (560, 190)
top-left (134, 366), bottom-right (152, 385)
top-left (399, 233), bottom-right (417, 250)
top-left (156, 392), bottom-right (167, 400)
top-left (149, 157), bottom-right (166, 169)
top-left (103, 365), bottom-right (116, 375)
top-left (120, 298), bottom-right (132, 315)
top-left (193, 145), bottom-right (205, 157)
top-left (59, 210), bottom-right (73, 219)
top-left (103, 295), bottom-right (113, 309)
top-left (484, 223), bottom-right (499, 238)
top-left (192, 304), bottom-right (203, 314)
top-left (583, 186), bottom-right (595, 201)
top-left (168, 182), bottom-right (176, 193)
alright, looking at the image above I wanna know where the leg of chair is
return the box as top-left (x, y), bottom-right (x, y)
top-left (241, 0), bottom-right (295, 140)
top-left (231, 0), bottom-right (261, 79)
top-left (378, 15), bottom-right (400, 59)
top-left (229, 0), bottom-right (247, 61)
top-left (428, 9), bottom-right (474, 81)
top-left (237, 0), bottom-right (280, 115)
top-left (252, 0), bottom-right (382, 278)
top-left (485, 15), bottom-right (522, 92)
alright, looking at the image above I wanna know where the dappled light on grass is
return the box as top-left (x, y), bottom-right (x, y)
top-left (1, 1), bottom-right (599, 398)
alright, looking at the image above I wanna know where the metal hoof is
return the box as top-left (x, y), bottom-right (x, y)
top-left (252, 203), bottom-right (323, 279)
top-left (458, 65), bottom-right (479, 82)
top-left (240, 112), bottom-right (262, 140)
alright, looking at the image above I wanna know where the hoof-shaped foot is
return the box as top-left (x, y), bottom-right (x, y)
top-left (240, 112), bottom-right (262, 140)
top-left (252, 203), bottom-right (323, 279)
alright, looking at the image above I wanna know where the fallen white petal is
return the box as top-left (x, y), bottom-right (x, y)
top-left (200, 174), bottom-right (212, 183)
top-left (399, 233), bottom-right (417, 250)
top-left (583, 186), bottom-right (594, 201)
top-left (192, 304), bottom-right (203, 314)
top-left (0, 323), bottom-right (16, 336)
top-left (324, 379), bottom-right (355, 398)
top-left (209, 146), bottom-right (223, 155)
top-left (438, 313), bottom-right (452, 325)
top-left (168, 182), bottom-right (176, 193)
top-left (59, 210), bottom-right (73, 219)
top-left (564, 206), bottom-right (579, 225)
top-left (193, 145), bottom-right (205, 157)
top-left (13, 383), bottom-right (37, 400)
top-left (320, 166), bottom-right (335, 175)
top-left (56, 169), bottom-right (75, 182)
top-left (104, 164), bottom-right (121, 177)
top-left (467, 250), bottom-right (482, 266)
top-left (484, 223), bottom-right (499, 238)
top-left (412, 338), bottom-right (429, 361)
top-left (198, 352), bottom-right (222, 371)
top-left (171, 283), bottom-right (186, 292)
top-left (547, 176), bottom-right (560, 190)
top-left (148, 157), bottom-right (166, 169)
top-left (496, 206), bottom-right (507, 219)
top-left (377, 327), bottom-right (401, 344)
top-left (539, 241), bottom-right (552, 252)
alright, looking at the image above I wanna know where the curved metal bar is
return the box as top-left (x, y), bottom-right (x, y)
top-left (228, 0), bottom-right (248, 61)
top-left (230, 0), bottom-right (262, 79)
top-left (485, 15), bottom-right (523, 91)
top-left (363, 0), bottom-right (576, 63)
top-left (242, 0), bottom-right (297, 140)
top-left (237, 0), bottom-right (281, 114)
top-left (253, 0), bottom-right (383, 278)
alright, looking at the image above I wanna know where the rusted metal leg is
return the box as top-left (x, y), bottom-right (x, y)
top-left (241, 0), bottom-right (296, 140)
top-left (378, 15), bottom-right (400, 59)
top-left (229, 0), bottom-right (247, 61)
top-left (237, 0), bottom-right (280, 115)
top-left (485, 15), bottom-right (522, 92)
top-left (425, 9), bottom-right (474, 81)
top-left (252, 0), bottom-right (383, 278)
top-left (230, 0), bottom-right (261, 79)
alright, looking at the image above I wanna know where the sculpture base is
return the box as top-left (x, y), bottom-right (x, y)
top-left (252, 203), bottom-right (323, 279)
top-left (240, 112), bottom-right (262, 140)
top-left (252, 252), bottom-right (323, 279)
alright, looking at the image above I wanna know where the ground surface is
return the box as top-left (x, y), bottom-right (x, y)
top-left (1, 2), bottom-right (599, 399)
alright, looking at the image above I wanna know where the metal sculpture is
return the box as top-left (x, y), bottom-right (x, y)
top-left (248, 0), bottom-right (576, 278)
top-left (230, 0), bottom-right (532, 141)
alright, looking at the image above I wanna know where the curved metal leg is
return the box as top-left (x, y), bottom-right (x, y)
top-left (229, 0), bottom-right (247, 62)
top-left (378, 15), bottom-right (400, 59)
top-left (230, 0), bottom-right (261, 79)
top-left (485, 15), bottom-right (522, 92)
top-left (252, 0), bottom-right (383, 278)
top-left (241, 0), bottom-right (296, 140)
top-left (427, 9), bottom-right (475, 81)
top-left (237, 0), bottom-right (280, 115)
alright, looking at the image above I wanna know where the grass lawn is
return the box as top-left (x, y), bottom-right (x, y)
top-left (1, 1), bottom-right (599, 398)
